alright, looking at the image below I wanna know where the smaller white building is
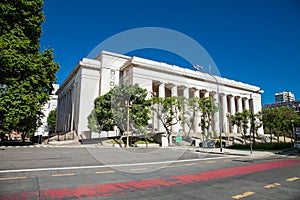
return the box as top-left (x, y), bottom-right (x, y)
top-left (35, 84), bottom-right (59, 136)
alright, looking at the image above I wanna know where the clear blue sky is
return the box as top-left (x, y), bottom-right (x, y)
top-left (40, 0), bottom-right (300, 105)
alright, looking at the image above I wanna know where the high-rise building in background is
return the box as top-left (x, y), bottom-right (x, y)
top-left (264, 91), bottom-right (299, 115)
top-left (275, 91), bottom-right (295, 103)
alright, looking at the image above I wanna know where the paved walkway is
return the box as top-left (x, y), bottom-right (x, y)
top-left (2, 140), bottom-right (298, 159)
top-left (197, 147), bottom-right (277, 157)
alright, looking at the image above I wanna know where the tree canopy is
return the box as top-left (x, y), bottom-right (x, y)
top-left (47, 108), bottom-right (57, 134)
top-left (198, 96), bottom-right (218, 140)
top-left (92, 84), bottom-right (150, 135)
top-left (262, 106), bottom-right (300, 143)
top-left (0, 0), bottom-right (59, 137)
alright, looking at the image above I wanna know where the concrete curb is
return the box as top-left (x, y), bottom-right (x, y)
top-left (196, 148), bottom-right (280, 157)
top-left (196, 149), bottom-right (248, 156)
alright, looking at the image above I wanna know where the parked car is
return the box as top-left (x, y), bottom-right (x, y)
top-left (199, 138), bottom-right (226, 148)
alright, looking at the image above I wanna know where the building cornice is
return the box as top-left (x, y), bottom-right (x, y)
top-left (56, 58), bottom-right (101, 95)
top-left (123, 56), bottom-right (262, 93)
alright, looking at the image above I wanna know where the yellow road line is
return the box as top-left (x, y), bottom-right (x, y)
top-left (129, 168), bottom-right (148, 171)
top-left (95, 170), bottom-right (115, 174)
top-left (206, 161), bottom-right (216, 164)
top-left (184, 163), bottom-right (197, 166)
top-left (19, 152), bottom-right (33, 154)
top-left (0, 176), bottom-right (27, 181)
top-left (286, 177), bottom-right (299, 182)
top-left (232, 191), bottom-right (255, 199)
top-left (52, 173), bottom-right (75, 177)
top-left (264, 183), bottom-right (281, 189)
top-left (160, 165), bottom-right (175, 169)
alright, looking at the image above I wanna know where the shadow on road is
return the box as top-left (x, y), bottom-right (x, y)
top-left (0, 141), bottom-right (34, 146)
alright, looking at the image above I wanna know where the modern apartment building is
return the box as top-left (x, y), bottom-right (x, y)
top-left (275, 91), bottom-right (295, 103)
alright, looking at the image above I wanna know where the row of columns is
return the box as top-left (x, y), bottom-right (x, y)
top-left (153, 82), bottom-right (254, 136)
top-left (56, 86), bottom-right (75, 134)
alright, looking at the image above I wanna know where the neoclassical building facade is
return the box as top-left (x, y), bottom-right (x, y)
top-left (56, 51), bottom-right (263, 139)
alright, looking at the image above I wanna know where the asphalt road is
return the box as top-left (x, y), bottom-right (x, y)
top-left (0, 146), bottom-right (299, 199)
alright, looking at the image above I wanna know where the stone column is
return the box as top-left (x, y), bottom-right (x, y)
top-left (237, 96), bottom-right (243, 113)
top-left (252, 94), bottom-right (264, 135)
top-left (193, 89), bottom-right (200, 134)
top-left (221, 94), bottom-right (228, 135)
top-left (171, 85), bottom-right (177, 97)
top-left (229, 95), bottom-right (237, 133)
top-left (171, 85), bottom-right (179, 139)
top-left (182, 87), bottom-right (189, 134)
top-left (158, 83), bottom-right (165, 98)
top-left (157, 83), bottom-right (165, 131)
top-left (243, 98), bottom-right (249, 111)
top-left (211, 92), bottom-right (220, 136)
top-left (204, 90), bottom-right (209, 98)
top-left (70, 87), bottom-right (75, 132)
top-left (183, 87), bottom-right (189, 98)
top-left (193, 89), bottom-right (199, 98)
top-left (62, 95), bottom-right (66, 133)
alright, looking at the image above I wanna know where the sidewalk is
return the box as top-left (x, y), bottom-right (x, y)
top-left (197, 147), bottom-right (277, 157)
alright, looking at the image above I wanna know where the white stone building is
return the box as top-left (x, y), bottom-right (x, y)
top-left (35, 84), bottom-right (59, 137)
top-left (56, 51), bottom-right (263, 139)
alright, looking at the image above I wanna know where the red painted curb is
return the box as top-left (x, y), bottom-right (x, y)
top-left (1, 159), bottom-right (299, 199)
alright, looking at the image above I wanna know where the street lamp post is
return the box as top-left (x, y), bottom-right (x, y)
top-left (193, 65), bottom-right (223, 152)
top-left (150, 92), bottom-right (157, 134)
top-left (226, 113), bottom-right (231, 145)
top-left (125, 100), bottom-right (131, 148)
top-left (249, 93), bottom-right (254, 154)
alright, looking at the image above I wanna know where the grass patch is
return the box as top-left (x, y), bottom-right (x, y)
top-left (108, 138), bottom-right (157, 145)
top-left (108, 139), bottom-right (124, 144)
top-left (135, 140), bottom-right (156, 144)
top-left (228, 142), bottom-right (294, 150)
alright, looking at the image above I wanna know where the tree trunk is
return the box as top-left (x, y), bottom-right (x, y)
top-left (21, 132), bottom-right (26, 143)
top-left (252, 130), bottom-right (256, 146)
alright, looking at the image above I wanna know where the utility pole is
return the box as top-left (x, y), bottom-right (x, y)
top-left (125, 100), bottom-right (131, 148)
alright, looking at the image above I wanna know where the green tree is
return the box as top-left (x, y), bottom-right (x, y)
top-left (198, 97), bottom-right (218, 140)
top-left (0, 0), bottom-right (59, 139)
top-left (252, 111), bottom-right (263, 145)
top-left (278, 106), bottom-right (300, 143)
top-left (262, 107), bottom-right (300, 143)
top-left (151, 96), bottom-right (182, 144)
top-left (179, 97), bottom-right (199, 137)
top-left (231, 110), bottom-right (251, 144)
top-left (47, 108), bottom-right (57, 134)
top-left (111, 84), bottom-right (150, 135)
top-left (93, 84), bottom-right (150, 142)
top-left (262, 108), bottom-right (276, 143)
top-left (92, 89), bottom-right (115, 133)
top-left (241, 110), bottom-right (251, 142)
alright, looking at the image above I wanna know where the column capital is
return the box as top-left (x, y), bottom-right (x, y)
top-left (165, 83), bottom-right (175, 89)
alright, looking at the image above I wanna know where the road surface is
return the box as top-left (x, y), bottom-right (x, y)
top-left (0, 145), bottom-right (299, 199)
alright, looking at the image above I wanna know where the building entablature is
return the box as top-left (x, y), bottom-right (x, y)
top-left (120, 55), bottom-right (262, 95)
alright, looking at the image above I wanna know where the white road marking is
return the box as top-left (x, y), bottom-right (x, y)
top-left (0, 155), bottom-right (242, 174)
